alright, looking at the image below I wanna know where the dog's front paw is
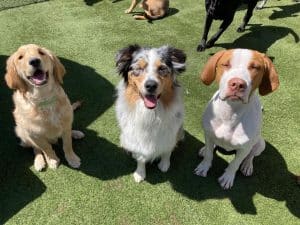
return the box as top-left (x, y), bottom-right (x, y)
top-left (158, 160), bottom-right (170, 173)
top-left (133, 171), bottom-right (145, 183)
top-left (65, 153), bottom-right (81, 168)
top-left (125, 8), bottom-right (132, 13)
top-left (218, 171), bottom-right (236, 189)
top-left (47, 158), bottom-right (60, 169)
top-left (194, 162), bottom-right (211, 177)
top-left (240, 158), bottom-right (253, 176)
top-left (34, 154), bottom-right (46, 171)
top-left (237, 26), bottom-right (245, 33)
top-left (196, 43), bottom-right (206, 52)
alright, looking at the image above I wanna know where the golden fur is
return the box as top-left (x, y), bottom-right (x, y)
top-left (5, 44), bottom-right (84, 171)
top-left (125, 0), bottom-right (169, 20)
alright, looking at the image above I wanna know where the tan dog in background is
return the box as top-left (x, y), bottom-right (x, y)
top-left (125, 0), bottom-right (169, 20)
top-left (5, 44), bottom-right (84, 171)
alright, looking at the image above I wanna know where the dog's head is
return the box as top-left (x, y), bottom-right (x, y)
top-left (5, 44), bottom-right (66, 93)
top-left (116, 45), bottom-right (186, 109)
top-left (200, 49), bottom-right (279, 103)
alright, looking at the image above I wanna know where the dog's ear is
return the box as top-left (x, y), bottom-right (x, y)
top-left (200, 50), bottom-right (226, 85)
top-left (167, 47), bottom-right (186, 74)
top-left (116, 45), bottom-right (141, 83)
top-left (5, 53), bottom-right (28, 93)
top-left (259, 55), bottom-right (279, 96)
top-left (44, 48), bottom-right (66, 84)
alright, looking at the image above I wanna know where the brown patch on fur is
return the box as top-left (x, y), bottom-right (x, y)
top-left (143, 0), bottom-right (169, 19)
top-left (125, 72), bottom-right (145, 107)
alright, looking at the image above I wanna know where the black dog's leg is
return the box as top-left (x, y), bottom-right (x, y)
top-left (205, 16), bottom-right (234, 49)
top-left (237, 0), bottom-right (257, 32)
top-left (197, 15), bottom-right (213, 52)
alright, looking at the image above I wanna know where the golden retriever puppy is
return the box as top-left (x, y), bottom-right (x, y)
top-left (125, 0), bottom-right (169, 20)
top-left (5, 44), bottom-right (84, 171)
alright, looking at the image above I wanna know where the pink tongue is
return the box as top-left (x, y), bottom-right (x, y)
top-left (144, 95), bottom-right (157, 109)
top-left (32, 72), bottom-right (45, 84)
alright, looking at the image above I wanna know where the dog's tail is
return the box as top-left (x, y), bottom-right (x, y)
top-left (72, 100), bottom-right (83, 111)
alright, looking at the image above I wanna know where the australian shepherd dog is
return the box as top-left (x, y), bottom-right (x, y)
top-left (115, 45), bottom-right (186, 182)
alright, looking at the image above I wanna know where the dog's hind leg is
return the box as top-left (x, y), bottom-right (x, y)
top-left (197, 15), bottom-right (213, 52)
top-left (158, 152), bottom-right (172, 172)
top-left (237, 0), bottom-right (257, 32)
top-left (205, 16), bottom-right (234, 49)
top-left (33, 148), bottom-right (46, 171)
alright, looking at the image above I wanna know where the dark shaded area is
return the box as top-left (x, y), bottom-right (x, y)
top-left (269, 3), bottom-right (300, 20)
top-left (0, 55), bottom-right (46, 224)
top-left (0, 0), bottom-right (49, 11)
top-left (84, 0), bottom-right (102, 6)
top-left (146, 132), bottom-right (300, 217)
top-left (215, 24), bottom-right (299, 53)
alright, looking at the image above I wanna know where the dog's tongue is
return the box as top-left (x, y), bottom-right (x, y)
top-left (31, 70), bottom-right (45, 84)
top-left (144, 95), bottom-right (157, 109)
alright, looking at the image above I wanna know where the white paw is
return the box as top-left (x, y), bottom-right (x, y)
top-left (66, 153), bottom-right (81, 168)
top-left (125, 9), bottom-right (132, 13)
top-left (47, 158), bottom-right (60, 169)
top-left (240, 160), bottom-right (253, 176)
top-left (133, 171), bottom-right (145, 183)
top-left (72, 130), bottom-right (85, 139)
top-left (158, 160), bottom-right (170, 173)
top-left (34, 155), bottom-right (46, 172)
top-left (218, 171), bottom-right (236, 189)
top-left (194, 162), bottom-right (211, 177)
top-left (198, 146), bottom-right (206, 157)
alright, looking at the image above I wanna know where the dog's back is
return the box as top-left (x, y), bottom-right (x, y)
top-left (143, 0), bottom-right (169, 19)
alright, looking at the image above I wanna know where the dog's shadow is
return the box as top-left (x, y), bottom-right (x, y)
top-left (215, 24), bottom-right (299, 53)
top-left (268, 2), bottom-right (300, 20)
top-left (146, 132), bottom-right (300, 217)
top-left (84, 0), bottom-right (102, 6)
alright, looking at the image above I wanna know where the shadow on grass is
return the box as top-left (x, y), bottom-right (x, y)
top-left (269, 3), bottom-right (300, 20)
top-left (215, 24), bottom-right (299, 53)
top-left (146, 131), bottom-right (300, 217)
top-left (84, 0), bottom-right (102, 6)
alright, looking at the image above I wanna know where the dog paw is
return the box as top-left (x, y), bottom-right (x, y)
top-left (194, 162), bottom-right (210, 177)
top-left (196, 44), bottom-right (206, 52)
top-left (237, 26), bottom-right (245, 33)
top-left (158, 160), bottom-right (170, 172)
top-left (72, 130), bottom-right (85, 139)
top-left (125, 8), bottom-right (132, 13)
top-left (133, 171), bottom-right (145, 183)
top-left (240, 159), bottom-right (253, 176)
top-left (34, 155), bottom-right (46, 172)
top-left (47, 158), bottom-right (60, 169)
top-left (66, 153), bottom-right (81, 168)
top-left (218, 171), bottom-right (236, 189)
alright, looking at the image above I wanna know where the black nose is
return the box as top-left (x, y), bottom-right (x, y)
top-left (145, 80), bottom-right (158, 93)
top-left (29, 58), bottom-right (41, 67)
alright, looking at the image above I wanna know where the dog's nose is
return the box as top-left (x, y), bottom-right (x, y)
top-left (145, 80), bottom-right (158, 93)
top-left (29, 58), bottom-right (41, 67)
top-left (228, 78), bottom-right (247, 92)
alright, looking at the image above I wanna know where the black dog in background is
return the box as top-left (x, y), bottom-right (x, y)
top-left (197, 0), bottom-right (264, 52)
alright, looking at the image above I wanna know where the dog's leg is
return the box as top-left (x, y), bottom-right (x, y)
top-left (240, 137), bottom-right (265, 176)
top-left (197, 15), bottom-right (213, 52)
top-left (218, 148), bottom-right (251, 189)
top-left (176, 125), bottom-right (185, 142)
top-left (29, 137), bottom-right (60, 169)
top-left (205, 16), bottom-right (234, 49)
top-left (71, 130), bottom-right (85, 139)
top-left (133, 14), bottom-right (147, 20)
top-left (62, 128), bottom-right (81, 168)
top-left (133, 160), bottom-right (146, 183)
top-left (33, 148), bottom-right (46, 171)
top-left (158, 152), bottom-right (172, 172)
top-left (194, 135), bottom-right (214, 177)
top-left (125, 0), bottom-right (138, 13)
top-left (237, 0), bottom-right (257, 32)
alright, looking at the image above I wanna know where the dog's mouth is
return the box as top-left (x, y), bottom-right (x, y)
top-left (142, 94), bottom-right (161, 109)
top-left (28, 70), bottom-right (48, 86)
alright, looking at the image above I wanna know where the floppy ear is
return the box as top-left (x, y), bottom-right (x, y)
top-left (200, 50), bottom-right (226, 85)
top-left (4, 53), bottom-right (28, 93)
top-left (259, 55), bottom-right (279, 96)
top-left (167, 47), bottom-right (186, 74)
top-left (115, 44), bottom-right (141, 83)
top-left (43, 48), bottom-right (66, 84)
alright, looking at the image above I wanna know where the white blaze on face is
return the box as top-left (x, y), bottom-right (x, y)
top-left (219, 49), bottom-right (253, 103)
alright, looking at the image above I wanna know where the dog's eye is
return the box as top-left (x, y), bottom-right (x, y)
top-left (38, 50), bottom-right (45, 56)
top-left (158, 66), bottom-right (169, 76)
top-left (250, 64), bottom-right (261, 70)
top-left (221, 63), bottom-right (230, 68)
top-left (18, 55), bottom-right (23, 60)
top-left (131, 68), bottom-right (143, 76)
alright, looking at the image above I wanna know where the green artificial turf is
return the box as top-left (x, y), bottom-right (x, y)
top-left (0, 0), bottom-right (299, 224)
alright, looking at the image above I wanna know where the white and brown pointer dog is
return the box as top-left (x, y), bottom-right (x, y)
top-left (115, 45), bottom-right (186, 182)
top-left (195, 49), bottom-right (279, 189)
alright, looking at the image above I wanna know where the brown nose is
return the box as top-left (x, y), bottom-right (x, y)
top-left (228, 78), bottom-right (247, 92)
